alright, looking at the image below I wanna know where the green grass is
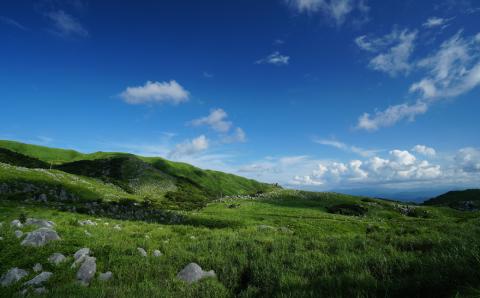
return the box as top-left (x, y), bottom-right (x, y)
top-left (1, 191), bottom-right (480, 297)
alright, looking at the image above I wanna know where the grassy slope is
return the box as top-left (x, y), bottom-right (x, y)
top-left (423, 189), bottom-right (480, 206)
top-left (0, 140), bottom-right (276, 207)
top-left (1, 191), bottom-right (479, 297)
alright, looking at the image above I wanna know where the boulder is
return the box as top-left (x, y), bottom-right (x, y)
top-left (177, 263), bottom-right (216, 284)
top-left (10, 219), bottom-right (23, 229)
top-left (48, 253), bottom-right (67, 265)
top-left (153, 250), bottom-right (162, 257)
top-left (33, 264), bottom-right (43, 273)
top-left (74, 248), bottom-right (90, 262)
top-left (1, 268), bottom-right (28, 287)
top-left (21, 228), bottom-right (60, 247)
top-left (15, 230), bottom-right (24, 238)
top-left (76, 256), bottom-right (96, 286)
top-left (25, 218), bottom-right (55, 229)
top-left (98, 271), bottom-right (113, 281)
top-left (23, 272), bottom-right (53, 287)
top-left (137, 247), bottom-right (147, 257)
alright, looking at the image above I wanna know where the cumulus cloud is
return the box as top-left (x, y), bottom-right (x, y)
top-left (314, 138), bottom-right (378, 157)
top-left (120, 80), bottom-right (190, 105)
top-left (223, 127), bottom-right (247, 143)
top-left (256, 51), bottom-right (290, 66)
top-left (356, 30), bottom-right (480, 131)
top-left (292, 149), bottom-right (442, 187)
top-left (356, 101), bottom-right (428, 131)
top-left (286, 0), bottom-right (370, 26)
top-left (412, 145), bottom-right (436, 157)
top-left (355, 29), bottom-right (417, 77)
top-left (422, 17), bottom-right (449, 28)
top-left (455, 147), bottom-right (480, 173)
top-left (169, 135), bottom-right (209, 158)
top-left (190, 109), bottom-right (232, 132)
top-left (46, 10), bottom-right (88, 38)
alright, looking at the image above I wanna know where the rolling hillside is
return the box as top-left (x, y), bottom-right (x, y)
top-left (423, 189), bottom-right (480, 210)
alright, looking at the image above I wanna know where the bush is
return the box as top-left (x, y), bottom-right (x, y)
top-left (327, 204), bottom-right (367, 216)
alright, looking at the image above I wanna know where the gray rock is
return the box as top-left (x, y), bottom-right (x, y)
top-left (33, 264), bottom-right (43, 273)
top-left (48, 253), bottom-right (67, 265)
top-left (74, 248), bottom-right (90, 262)
top-left (15, 230), bottom-right (24, 238)
top-left (113, 224), bottom-right (122, 231)
top-left (177, 263), bottom-right (216, 284)
top-left (34, 287), bottom-right (47, 294)
top-left (84, 230), bottom-right (92, 237)
top-left (257, 224), bottom-right (276, 231)
top-left (38, 194), bottom-right (47, 202)
top-left (10, 219), bottom-right (23, 228)
top-left (153, 250), bottom-right (162, 257)
top-left (78, 220), bottom-right (97, 226)
top-left (23, 272), bottom-right (53, 287)
top-left (76, 256), bottom-right (96, 286)
top-left (98, 271), bottom-right (112, 281)
top-left (1, 268), bottom-right (28, 287)
top-left (137, 247), bottom-right (147, 257)
top-left (25, 218), bottom-right (55, 229)
top-left (21, 228), bottom-right (60, 247)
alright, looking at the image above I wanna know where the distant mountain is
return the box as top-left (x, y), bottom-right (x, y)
top-left (423, 189), bottom-right (480, 210)
top-left (0, 140), bottom-right (278, 209)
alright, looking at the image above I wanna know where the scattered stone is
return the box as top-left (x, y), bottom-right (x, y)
top-left (257, 225), bottom-right (276, 231)
top-left (23, 272), bottom-right (53, 287)
top-left (33, 264), bottom-right (43, 273)
top-left (98, 271), bottom-right (113, 281)
top-left (153, 250), bottom-right (162, 257)
top-left (21, 228), bottom-right (60, 247)
top-left (10, 219), bottom-right (23, 228)
top-left (48, 253), bottom-right (67, 265)
top-left (177, 263), bottom-right (216, 284)
top-left (278, 227), bottom-right (293, 234)
top-left (137, 247), bottom-right (147, 257)
top-left (113, 224), bottom-right (122, 231)
top-left (25, 218), bottom-right (55, 229)
top-left (78, 220), bottom-right (97, 226)
top-left (34, 287), bottom-right (47, 294)
top-left (76, 256), bottom-right (96, 286)
top-left (72, 248), bottom-right (91, 267)
top-left (84, 230), bottom-right (92, 237)
top-left (1, 268), bottom-right (28, 287)
top-left (15, 230), bottom-right (24, 238)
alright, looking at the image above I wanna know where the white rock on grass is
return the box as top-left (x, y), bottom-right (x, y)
top-left (1, 268), bottom-right (28, 287)
top-left (177, 263), bottom-right (216, 284)
top-left (153, 250), bottom-right (162, 257)
top-left (33, 264), bottom-right (43, 273)
top-left (48, 253), bottom-right (67, 266)
top-left (25, 218), bottom-right (55, 229)
top-left (21, 228), bottom-right (60, 247)
top-left (14, 230), bottom-right (24, 238)
top-left (113, 225), bottom-right (122, 231)
top-left (78, 220), bottom-right (97, 226)
top-left (98, 271), bottom-right (113, 281)
top-left (76, 256), bottom-right (96, 286)
top-left (72, 248), bottom-right (91, 267)
top-left (137, 247), bottom-right (147, 257)
top-left (10, 220), bottom-right (23, 228)
top-left (23, 272), bottom-right (53, 287)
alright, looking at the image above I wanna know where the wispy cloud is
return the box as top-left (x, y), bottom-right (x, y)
top-left (46, 10), bottom-right (88, 38)
top-left (190, 109), bottom-right (247, 143)
top-left (422, 17), bottom-right (451, 28)
top-left (120, 80), bottom-right (190, 105)
top-left (0, 16), bottom-right (28, 31)
top-left (255, 51), bottom-right (290, 66)
top-left (169, 135), bottom-right (209, 158)
top-left (314, 138), bottom-right (378, 157)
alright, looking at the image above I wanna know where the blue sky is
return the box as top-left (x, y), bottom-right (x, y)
top-left (1, 0), bottom-right (480, 198)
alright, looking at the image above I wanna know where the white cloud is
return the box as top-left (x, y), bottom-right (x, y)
top-left (46, 10), bottom-right (88, 38)
top-left (223, 127), bottom-right (247, 143)
top-left (0, 16), bottom-right (28, 31)
top-left (120, 80), bottom-right (190, 105)
top-left (169, 135), bottom-right (209, 158)
top-left (356, 29), bottom-right (417, 77)
top-left (412, 145), bottom-right (436, 157)
top-left (190, 109), bottom-right (232, 132)
top-left (423, 17), bottom-right (449, 28)
top-left (256, 51), bottom-right (290, 66)
top-left (356, 101), bottom-right (428, 131)
top-left (314, 138), bottom-right (377, 157)
top-left (455, 147), bottom-right (480, 173)
top-left (287, 0), bottom-right (369, 26)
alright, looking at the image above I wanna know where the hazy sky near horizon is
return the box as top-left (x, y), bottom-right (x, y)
top-left (1, 0), bottom-right (480, 193)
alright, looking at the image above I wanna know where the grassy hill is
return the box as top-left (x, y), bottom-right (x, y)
top-left (423, 189), bottom-right (480, 210)
top-left (0, 140), bottom-right (277, 209)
